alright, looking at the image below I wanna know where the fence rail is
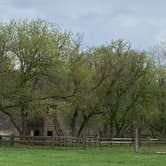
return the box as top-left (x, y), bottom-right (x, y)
top-left (0, 135), bottom-right (166, 147)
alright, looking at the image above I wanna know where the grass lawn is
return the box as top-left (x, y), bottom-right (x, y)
top-left (0, 145), bottom-right (166, 166)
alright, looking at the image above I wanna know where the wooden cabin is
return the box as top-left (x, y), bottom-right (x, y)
top-left (27, 115), bottom-right (64, 137)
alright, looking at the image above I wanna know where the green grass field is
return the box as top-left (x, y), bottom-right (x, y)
top-left (0, 145), bottom-right (166, 166)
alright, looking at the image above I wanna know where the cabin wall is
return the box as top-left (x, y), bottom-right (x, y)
top-left (27, 119), bottom-right (44, 136)
top-left (44, 116), bottom-right (56, 136)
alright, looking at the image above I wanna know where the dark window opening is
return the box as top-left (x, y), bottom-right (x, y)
top-left (34, 130), bottom-right (40, 136)
top-left (47, 130), bottom-right (53, 136)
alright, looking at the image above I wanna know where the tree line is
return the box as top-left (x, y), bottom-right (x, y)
top-left (0, 19), bottom-right (165, 138)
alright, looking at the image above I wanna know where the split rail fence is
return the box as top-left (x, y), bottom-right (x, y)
top-left (0, 135), bottom-right (166, 148)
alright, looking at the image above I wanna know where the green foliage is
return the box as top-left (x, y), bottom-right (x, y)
top-left (0, 20), bottom-right (165, 138)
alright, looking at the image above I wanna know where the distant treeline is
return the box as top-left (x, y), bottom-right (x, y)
top-left (0, 19), bottom-right (165, 138)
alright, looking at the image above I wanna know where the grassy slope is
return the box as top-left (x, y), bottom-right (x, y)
top-left (0, 145), bottom-right (166, 166)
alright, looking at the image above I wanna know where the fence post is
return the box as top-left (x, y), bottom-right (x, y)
top-left (83, 136), bottom-right (87, 148)
top-left (51, 135), bottom-right (55, 148)
top-left (98, 137), bottom-right (101, 147)
top-left (133, 122), bottom-right (139, 152)
top-left (63, 136), bottom-right (66, 146)
top-left (10, 135), bottom-right (14, 146)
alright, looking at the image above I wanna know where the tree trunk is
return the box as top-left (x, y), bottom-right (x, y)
top-left (77, 118), bottom-right (88, 137)
top-left (133, 123), bottom-right (139, 153)
top-left (70, 108), bottom-right (78, 136)
top-left (77, 114), bottom-right (92, 137)
top-left (20, 108), bottom-right (28, 137)
top-left (109, 121), bottom-right (114, 139)
top-left (102, 124), bottom-right (108, 137)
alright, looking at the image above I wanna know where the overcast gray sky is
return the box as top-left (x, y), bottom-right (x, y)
top-left (0, 0), bottom-right (166, 49)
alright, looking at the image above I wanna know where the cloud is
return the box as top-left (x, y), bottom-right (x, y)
top-left (0, 0), bottom-right (166, 49)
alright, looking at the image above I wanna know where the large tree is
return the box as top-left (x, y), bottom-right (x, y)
top-left (0, 19), bottom-right (74, 136)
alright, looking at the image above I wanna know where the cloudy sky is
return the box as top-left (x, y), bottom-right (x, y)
top-left (0, 0), bottom-right (166, 49)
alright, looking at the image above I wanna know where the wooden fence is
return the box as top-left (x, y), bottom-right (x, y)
top-left (0, 135), bottom-right (166, 147)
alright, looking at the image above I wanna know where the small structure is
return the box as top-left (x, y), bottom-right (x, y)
top-left (27, 115), bottom-right (64, 137)
top-left (0, 112), bottom-right (19, 136)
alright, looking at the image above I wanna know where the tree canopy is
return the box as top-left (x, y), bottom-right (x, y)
top-left (0, 19), bottom-right (165, 138)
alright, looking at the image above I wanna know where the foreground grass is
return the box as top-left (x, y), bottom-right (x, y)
top-left (0, 145), bottom-right (166, 166)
